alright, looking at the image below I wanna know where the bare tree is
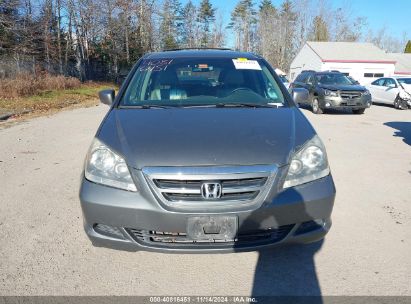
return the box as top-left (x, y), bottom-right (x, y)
top-left (210, 11), bottom-right (225, 48)
top-left (1, 0), bottom-right (410, 81)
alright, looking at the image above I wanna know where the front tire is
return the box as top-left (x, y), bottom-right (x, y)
top-left (312, 97), bottom-right (323, 114)
top-left (352, 108), bottom-right (365, 114)
top-left (394, 96), bottom-right (400, 109)
top-left (395, 96), bottom-right (409, 110)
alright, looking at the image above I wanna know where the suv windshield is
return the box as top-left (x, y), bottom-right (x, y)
top-left (120, 58), bottom-right (285, 107)
top-left (316, 73), bottom-right (353, 85)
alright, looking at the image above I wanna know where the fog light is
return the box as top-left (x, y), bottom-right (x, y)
top-left (94, 223), bottom-right (125, 239)
top-left (294, 219), bottom-right (325, 235)
top-left (325, 102), bottom-right (331, 107)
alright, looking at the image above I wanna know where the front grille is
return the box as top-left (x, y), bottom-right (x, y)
top-left (126, 225), bottom-right (294, 246)
top-left (156, 177), bottom-right (266, 202)
top-left (340, 91), bottom-right (362, 99)
top-left (142, 165), bottom-right (277, 210)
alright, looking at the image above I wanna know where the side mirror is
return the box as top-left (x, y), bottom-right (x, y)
top-left (99, 89), bottom-right (115, 106)
top-left (291, 88), bottom-right (309, 105)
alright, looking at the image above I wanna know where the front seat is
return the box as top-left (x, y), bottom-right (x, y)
top-left (150, 69), bottom-right (187, 100)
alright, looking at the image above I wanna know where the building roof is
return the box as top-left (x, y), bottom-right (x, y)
top-left (307, 41), bottom-right (396, 64)
top-left (388, 53), bottom-right (411, 75)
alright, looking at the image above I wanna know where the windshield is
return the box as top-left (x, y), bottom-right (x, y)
top-left (316, 74), bottom-right (353, 85)
top-left (398, 78), bottom-right (411, 85)
top-left (120, 57), bottom-right (285, 107)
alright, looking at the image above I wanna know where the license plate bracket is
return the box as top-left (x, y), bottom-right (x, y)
top-left (186, 216), bottom-right (238, 241)
top-left (347, 100), bottom-right (358, 106)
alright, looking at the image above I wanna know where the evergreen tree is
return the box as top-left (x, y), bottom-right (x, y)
top-left (278, 0), bottom-right (296, 70)
top-left (257, 0), bottom-right (278, 65)
top-left (159, 0), bottom-right (183, 50)
top-left (197, 0), bottom-right (215, 47)
top-left (405, 40), bottom-right (411, 53)
top-left (229, 0), bottom-right (257, 52)
top-left (181, 1), bottom-right (198, 48)
top-left (0, 1), bottom-right (19, 54)
top-left (310, 15), bottom-right (329, 41)
top-left (259, 0), bottom-right (274, 11)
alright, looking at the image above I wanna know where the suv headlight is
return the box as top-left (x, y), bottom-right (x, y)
top-left (84, 138), bottom-right (137, 191)
top-left (363, 90), bottom-right (371, 96)
top-left (283, 135), bottom-right (330, 188)
top-left (324, 89), bottom-right (338, 97)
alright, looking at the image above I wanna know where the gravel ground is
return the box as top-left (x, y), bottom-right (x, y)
top-left (0, 103), bottom-right (410, 296)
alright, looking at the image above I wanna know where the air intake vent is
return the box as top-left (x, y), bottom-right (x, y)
top-left (126, 225), bottom-right (294, 247)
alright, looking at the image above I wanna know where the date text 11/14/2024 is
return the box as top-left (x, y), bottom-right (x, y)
top-left (149, 296), bottom-right (258, 303)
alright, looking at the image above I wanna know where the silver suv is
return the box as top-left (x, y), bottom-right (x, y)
top-left (79, 49), bottom-right (336, 253)
top-left (291, 71), bottom-right (372, 114)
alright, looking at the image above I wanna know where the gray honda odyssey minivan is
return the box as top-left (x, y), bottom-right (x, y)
top-left (79, 49), bottom-right (336, 253)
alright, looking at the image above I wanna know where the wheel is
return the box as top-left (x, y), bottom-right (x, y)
top-left (311, 97), bottom-right (323, 114)
top-left (352, 108), bottom-right (365, 114)
top-left (394, 96), bottom-right (400, 109)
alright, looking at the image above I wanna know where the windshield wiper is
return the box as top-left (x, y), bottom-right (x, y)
top-left (119, 103), bottom-right (281, 109)
top-left (120, 105), bottom-right (173, 109)
top-left (215, 103), bottom-right (279, 108)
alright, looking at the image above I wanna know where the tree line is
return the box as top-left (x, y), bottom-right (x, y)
top-left (0, 0), bottom-right (409, 81)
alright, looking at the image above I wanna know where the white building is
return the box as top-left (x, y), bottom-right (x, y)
top-left (388, 53), bottom-right (411, 76)
top-left (289, 41), bottom-right (396, 85)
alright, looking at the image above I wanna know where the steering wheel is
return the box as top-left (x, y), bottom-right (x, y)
top-left (228, 87), bottom-right (254, 95)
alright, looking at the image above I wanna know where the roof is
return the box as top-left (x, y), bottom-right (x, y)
top-left (145, 49), bottom-right (261, 60)
top-left (314, 71), bottom-right (342, 75)
top-left (388, 53), bottom-right (411, 75)
top-left (301, 70), bottom-right (341, 75)
top-left (306, 41), bottom-right (396, 64)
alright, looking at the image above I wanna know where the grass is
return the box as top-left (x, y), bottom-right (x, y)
top-left (0, 81), bottom-right (117, 119)
top-left (0, 74), bottom-right (82, 99)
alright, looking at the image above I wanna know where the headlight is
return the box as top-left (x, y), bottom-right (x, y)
top-left (324, 89), bottom-right (338, 97)
top-left (363, 90), bottom-right (371, 96)
top-left (84, 138), bottom-right (137, 191)
top-left (283, 135), bottom-right (330, 188)
top-left (399, 90), bottom-right (411, 100)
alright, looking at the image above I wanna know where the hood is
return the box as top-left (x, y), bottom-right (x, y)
top-left (401, 83), bottom-right (411, 94)
top-left (97, 107), bottom-right (315, 169)
top-left (319, 84), bottom-right (366, 91)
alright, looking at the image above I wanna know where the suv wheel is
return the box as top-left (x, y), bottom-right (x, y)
top-left (352, 108), bottom-right (365, 114)
top-left (311, 97), bottom-right (323, 114)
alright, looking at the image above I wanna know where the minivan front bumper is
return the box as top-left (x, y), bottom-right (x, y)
top-left (80, 174), bottom-right (336, 253)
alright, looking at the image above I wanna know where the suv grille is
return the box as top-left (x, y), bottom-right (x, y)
top-left (340, 91), bottom-right (362, 99)
top-left (126, 225), bottom-right (294, 247)
top-left (142, 165), bottom-right (277, 210)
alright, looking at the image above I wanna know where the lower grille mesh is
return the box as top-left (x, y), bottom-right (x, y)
top-left (126, 225), bottom-right (294, 246)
